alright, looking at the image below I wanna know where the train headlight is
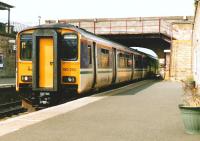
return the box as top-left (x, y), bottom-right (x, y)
top-left (21, 75), bottom-right (32, 82)
top-left (62, 76), bottom-right (76, 83)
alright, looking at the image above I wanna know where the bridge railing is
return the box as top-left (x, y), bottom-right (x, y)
top-left (59, 18), bottom-right (173, 39)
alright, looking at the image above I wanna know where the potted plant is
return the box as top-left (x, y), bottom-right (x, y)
top-left (179, 76), bottom-right (200, 134)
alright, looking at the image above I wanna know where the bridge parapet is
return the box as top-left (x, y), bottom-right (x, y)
top-left (58, 18), bottom-right (174, 39)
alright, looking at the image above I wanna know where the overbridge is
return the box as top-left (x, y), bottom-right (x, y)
top-left (46, 16), bottom-right (193, 80)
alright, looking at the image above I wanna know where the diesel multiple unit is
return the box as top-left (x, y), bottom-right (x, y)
top-left (16, 24), bottom-right (158, 108)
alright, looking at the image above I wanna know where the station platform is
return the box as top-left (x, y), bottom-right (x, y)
top-left (0, 80), bottom-right (200, 141)
top-left (0, 78), bottom-right (15, 88)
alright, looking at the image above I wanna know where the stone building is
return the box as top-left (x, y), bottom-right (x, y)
top-left (0, 33), bottom-right (15, 77)
top-left (0, 2), bottom-right (15, 77)
top-left (193, 0), bottom-right (200, 87)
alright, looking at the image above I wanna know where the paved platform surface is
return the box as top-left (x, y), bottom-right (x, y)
top-left (0, 81), bottom-right (200, 141)
top-left (0, 78), bottom-right (15, 84)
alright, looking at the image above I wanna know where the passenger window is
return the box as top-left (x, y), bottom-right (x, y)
top-left (119, 53), bottom-right (128, 68)
top-left (99, 48), bottom-right (109, 68)
top-left (143, 57), bottom-right (148, 68)
top-left (88, 45), bottom-right (92, 64)
top-left (118, 53), bottom-right (124, 68)
top-left (118, 53), bottom-right (132, 68)
top-left (135, 55), bottom-right (142, 69)
top-left (20, 34), bottom-right (32, 61)
top-left (62, 34), bottom-right (78, 61)
top-left (134, 55), bottom-right (139, 68)
top-left (127, 54), bottom-right (133, 68)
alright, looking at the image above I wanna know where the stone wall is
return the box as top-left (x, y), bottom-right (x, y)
top-left (170, 23), bottom-right (193, 80)
top-left (0, 34), bottom-right (15, 77)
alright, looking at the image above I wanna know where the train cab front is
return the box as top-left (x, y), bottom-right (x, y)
top-left (16, 33), bottom-right (33, 107)
top-left (16, 26), bottom-right (80, 108)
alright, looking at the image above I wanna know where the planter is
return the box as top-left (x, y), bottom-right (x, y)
top-left (179, 104), bottom-right (200, 134)
top-left (186, 81), bottom-right (196, 88)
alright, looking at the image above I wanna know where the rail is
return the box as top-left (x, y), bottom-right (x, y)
top-left (0, 85), bottom-right (26, 118)
top-left (0, 101), bottom-right (26, 118)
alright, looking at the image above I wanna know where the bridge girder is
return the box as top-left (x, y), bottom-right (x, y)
top-left (101, 33), bottom-right (171, 58)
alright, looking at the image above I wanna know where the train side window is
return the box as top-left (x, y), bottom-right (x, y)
top-left (127, 54), bottom-right (133, 68)
top-left (99, 48), bottom-right (109, 68)
top-left (118, 53), bottom-right (125, 68)
top-left (88, 45), bottom-right (92, 64)
top-left (134, 55), bottom-right (140, 68)
top-left (135, 55), bottom-right (143, 69)
top-left (143, 57), bottom-right (147, 69)
top-left (20, 34), bottom-right (32, 61)
top-left (62, 34), bottom-right (78, 61)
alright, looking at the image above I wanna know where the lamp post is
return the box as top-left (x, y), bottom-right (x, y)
top-left (38, 16), bottom-right (41, 25)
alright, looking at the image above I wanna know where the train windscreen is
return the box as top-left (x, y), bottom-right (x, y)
top-left (20, 34), bottom-right (32, 61)
top-left (62, 34), bottom-right (78, 61)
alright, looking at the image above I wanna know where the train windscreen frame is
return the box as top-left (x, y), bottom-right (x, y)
top-left (20, 34), bottom-right (32, 61)
top-left (61, 33), bottom-right (78, 61)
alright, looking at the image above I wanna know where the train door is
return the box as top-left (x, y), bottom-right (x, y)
top-left (92, 42), bottom-right (97, 88)
top-left (39, 38), bottom-right (53, 88)
top-left (131, 54), bottom-right (134, 79)
top-left (112, 48), bottom-right (117, 83)
top-left (141, 56), bottom-right (145, 78)
top-left (32, 29), bottom-right (58, 92)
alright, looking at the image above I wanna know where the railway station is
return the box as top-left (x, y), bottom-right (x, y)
top-left (0, 0), bottom-right (200, 140)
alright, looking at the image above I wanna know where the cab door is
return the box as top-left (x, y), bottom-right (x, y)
top-left (39, 38), bottom-right (53, 88)
top-left (32, 29), bottom-right (58, 91)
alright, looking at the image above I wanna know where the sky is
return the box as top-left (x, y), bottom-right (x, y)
top-left (131, 47), bottom-right (158, 58)
top-left (0, 0), bottom-right (195, 26)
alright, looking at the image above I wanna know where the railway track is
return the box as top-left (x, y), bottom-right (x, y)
top-left (0, 84), bottom-right (27, 118)
top-left (0, 101), bottom-right (27, 118)
top-left (0, 79), bottom-right (157, 118)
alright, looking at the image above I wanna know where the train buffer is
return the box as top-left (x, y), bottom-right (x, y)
top-left (0, 80), bottom-right (200, 140)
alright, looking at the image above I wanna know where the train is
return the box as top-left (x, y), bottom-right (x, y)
top-left (16, 23), bottom-right (158, 108)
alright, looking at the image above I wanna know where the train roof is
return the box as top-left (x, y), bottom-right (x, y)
top-left (19, 23), bottom-right (157, 60)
